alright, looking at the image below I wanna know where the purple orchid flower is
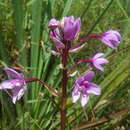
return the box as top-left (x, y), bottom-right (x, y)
top-left (64, 16), bottom-right (81, 41)
top-left (99, 30), bottom-right (122, 49)
top-left (48, 18), bottom-right (60, 29)
top-left (0, 68), bottom-right (27, 104)
top-left (91, 53), bottom-right (109, 71)
top-left (72, 71), bottom-right (101, 107)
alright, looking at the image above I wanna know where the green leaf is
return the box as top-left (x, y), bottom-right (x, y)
top-left (62, 0), bottom-right (75, 17)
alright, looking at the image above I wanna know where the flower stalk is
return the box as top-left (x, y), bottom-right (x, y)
top-left (48, 16), bottom-right (122, 129)
top-left (60, 44), bottom-right (69, 130)
top-left (70, 34), bottom-right (101, 51)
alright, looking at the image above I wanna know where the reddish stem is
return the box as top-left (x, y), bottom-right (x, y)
top-left (73, 59), bottom-right (91, 67)
top-left (60, 44), bottom-right (69, 130)
top-left (24, 78), bottom-right (48, 87)
top-left (68, 59), bottom-right (91, 76)
top-left (70, 34), bottom-right (101, 51)
top-left (23, 78), bottom-right (60, 96)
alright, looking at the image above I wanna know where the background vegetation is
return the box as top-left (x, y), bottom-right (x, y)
top-left (0, 0), bottom-right (130, 129)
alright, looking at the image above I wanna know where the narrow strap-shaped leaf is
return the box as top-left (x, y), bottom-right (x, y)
top-left (62, 0), bottom-right (76, 17)
top-left (11, 0), bottom-right (27, 66)
top-left (30, 0), bottom-right (42, 98)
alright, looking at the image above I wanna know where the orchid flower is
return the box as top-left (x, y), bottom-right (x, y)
top-left (0, 68), bottom-right (27, 104)
top-left (99, 30), bottom-right (122, 49)
top-left (72, 71), bottom-right (101, 107)
top-left (91, 53), bottom-right (109, 71)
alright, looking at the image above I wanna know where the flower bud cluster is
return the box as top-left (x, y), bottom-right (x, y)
top-left (49, 16), bottom-right (81, 53)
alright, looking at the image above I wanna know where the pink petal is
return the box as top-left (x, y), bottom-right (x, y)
top-left (106, 30), bottom-right (121, 39)
top-left (93, 58), bottom-right (108, 71)
top-left (95, 58), bottom-right (109, 65)
top-left (12, 86), bottom-right (27, 104)
top-left (4, 68), bottom-right (22, 79)
top-left (93, 62), bottom-right (104, 71)
top-left (81, 94), bottom-right (89, 107)
top-left (93, 53), bottom-right (104, 59)
top-left (12, 95), bottom-right (17, 104)
top-left (12, 87), bottom-right (21, 104)
top-left (101, 39), bottom-right (116, 49)
top-left (0, 80), bottom-right (13, 89)
top-left (72, 88), bottom-right (80, 103)
top-left (64, 17), bottom-right (81, 41)
top-left (87, 83), bottom-right (101, 95)
top-left (72, 93), bottom-right (80, 103)
top-left (84, 71), bottom-right (95, 81)
top-left (51, 37), bottom-right (65, 49)
top-left (76, 77), bottom-right (84, 85)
